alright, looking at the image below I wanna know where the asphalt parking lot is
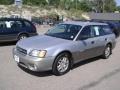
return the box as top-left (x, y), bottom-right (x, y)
top-left (0, 26), bottom-right (120, 90)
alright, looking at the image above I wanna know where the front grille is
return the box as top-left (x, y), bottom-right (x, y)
top-left (16, 46), bottom-right (27, 55)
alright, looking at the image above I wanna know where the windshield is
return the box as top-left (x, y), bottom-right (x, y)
top-left (45, 24), bottom-right (82, 40)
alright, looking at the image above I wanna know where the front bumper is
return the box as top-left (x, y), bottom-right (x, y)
top-left (13, 48), bottom-right (55, 71)
top-left (29, 33), bottom-right (38, 37)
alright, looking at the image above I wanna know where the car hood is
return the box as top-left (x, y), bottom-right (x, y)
top-left (17, 35), bottom-right (71, 50)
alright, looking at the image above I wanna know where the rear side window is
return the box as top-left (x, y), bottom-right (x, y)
top-left (79, 25), bottom-right (100, 38)
top-left (90, 26), bottom-right (101, 36)
top-left (10, 20), bottom-right (24, 28)
top-left (14, 21), bottom-right (23, 28)
top-left (89, 25), bottom-right (112, 36)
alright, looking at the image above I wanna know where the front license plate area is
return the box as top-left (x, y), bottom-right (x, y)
top-left (14, 55), bottom-right (20, 63)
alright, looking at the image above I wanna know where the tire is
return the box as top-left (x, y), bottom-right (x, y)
top-left (18, 34), bottom-right (28, 41)
top-left (52, 53), bottom-right (71, 76)
top-left (102, 44), bottom-right (112, 59)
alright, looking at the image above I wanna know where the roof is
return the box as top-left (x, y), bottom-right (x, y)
top-left (0, 18), bottom-right (29, 21)
top-left (82, 13), bottom-right (120, 21)
top-left (63, 21), bottom-right (108, 26)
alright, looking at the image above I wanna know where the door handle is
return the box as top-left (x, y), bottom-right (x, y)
top-left (91, 41), bottom-right (95, 44)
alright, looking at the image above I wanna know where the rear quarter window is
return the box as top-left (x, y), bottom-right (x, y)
top-left (102, 25), bottom-right (113, 35)
top-left (24, 21), bottom-right (32, 27)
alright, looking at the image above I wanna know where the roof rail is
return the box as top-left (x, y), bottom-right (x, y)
top-left (73, 19), bottom-right (107, 24)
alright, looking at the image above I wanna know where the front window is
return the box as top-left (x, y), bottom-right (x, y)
top-left (77, 26), bottom-right (93, 40)
top-left (45, 24), bottom-right (81, 40)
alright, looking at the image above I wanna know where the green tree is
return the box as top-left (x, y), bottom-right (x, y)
top-left (104, 0), bottom-right (116, 12)
top-left (78, 0), bottom-right (91, 11)
top-left (0, 0), bottom-right (117, 13)
top-left (23, 0), bottom-right (47, 6)
top-left (0, 0), bottom-right (14, 5)
top-left (116, 6), bottom-right (120, 12)
top-left (49, 0), bottom-right (60, 8)
top-left (89, 0), bottom-right (117, 12)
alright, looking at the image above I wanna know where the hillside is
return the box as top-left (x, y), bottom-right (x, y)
top-left (0, 5), bottom-right (83, 20)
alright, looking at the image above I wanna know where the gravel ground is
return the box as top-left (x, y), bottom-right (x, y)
top-left (0, 26), bottom-right (120, 90)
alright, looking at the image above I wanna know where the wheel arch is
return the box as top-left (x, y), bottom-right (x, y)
top-left (16, 32), bottom-right (29, 40)
top-left (18, 32), bottom-right (29, 37)
top-left (106, 42), bottom-right (112, 49)
top-left (53, 50), bottom-right (74, 69)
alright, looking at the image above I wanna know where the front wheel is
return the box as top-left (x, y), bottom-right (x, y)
top-left (52, 53), bottom-right (71, 76)
top-left (102, 44), bottom-right (112, 59)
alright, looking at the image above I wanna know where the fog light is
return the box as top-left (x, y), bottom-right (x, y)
top-left (29, 64), bottom-right (37, 71)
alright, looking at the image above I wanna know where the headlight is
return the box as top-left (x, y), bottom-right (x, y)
top-left (29, 50), bottom-right (47, 58)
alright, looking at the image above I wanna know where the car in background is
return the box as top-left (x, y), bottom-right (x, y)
top-left (106, 22), bottom-right (120, 38)
top-left (0, 18), bottom-right (37, 42)
top-left (13, 21), bottom-right (116, 76)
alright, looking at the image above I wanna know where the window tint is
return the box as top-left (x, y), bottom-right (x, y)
top-left (45, 24), bottom-right (81, 40)
top-left (78, 26), bottom-right (92, 40)
top-left (91, 25), bottom-right (112, 36)
top-left (8, 20), bottom-right (23, 28)
top-left (68, 25), bottom-right (81, 35)
top-left (24, 21), bottom-right (31, 27)
top-left (90, 25), bottom-right (109, 36)
top-left (13, 21), bottom-right (23, 28)
top-left (48, 24), bottom-right (67, 34)
top-left (90, 26), bottom-right (105, 36)
top-left (77, 25), bottom-right (112, 40)
top-left (102, 25), bottom-right (113, 35)
top-left (81, 26), bottom-right (91, 36)
top-left (0, 20), bottom-right (24, 29)
top-left (0, 21), bottom-right (16, 29)
top-left (0, 21), bottom-right (6, 29)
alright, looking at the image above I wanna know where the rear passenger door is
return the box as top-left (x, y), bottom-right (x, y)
top-left (91, 25), bottom-right (114, 56)
top-left (90, 25), bottom-right (106, 56)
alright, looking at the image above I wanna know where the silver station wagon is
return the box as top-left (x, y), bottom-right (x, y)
top-left (13, 21), bottom-right (116, 76)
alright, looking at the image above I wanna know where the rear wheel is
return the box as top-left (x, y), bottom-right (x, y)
top-left (52, 53), bottom-right (71, 76)
top-left (102, 44), bottom-right (112, 59)
top-left (18, 34), bottom-right (28, 41)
